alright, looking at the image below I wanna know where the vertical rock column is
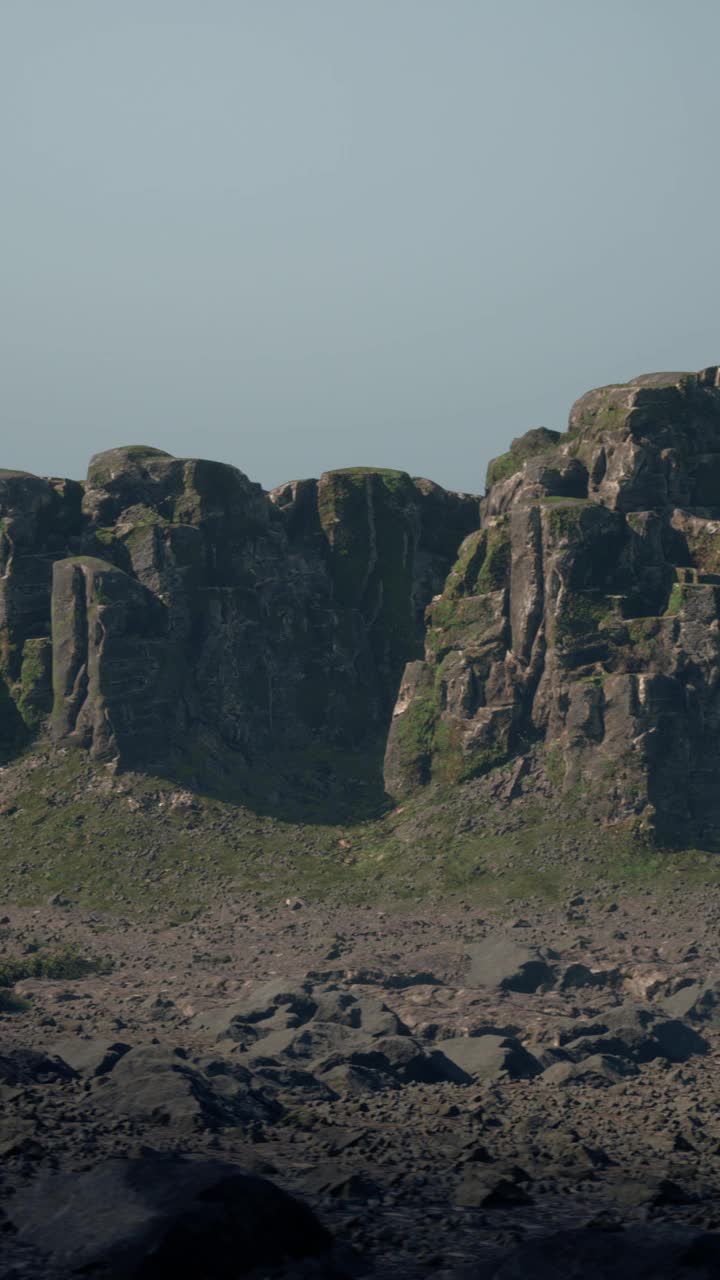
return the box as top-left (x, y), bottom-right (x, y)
top-left (51, 557), bottom-right (170, 761)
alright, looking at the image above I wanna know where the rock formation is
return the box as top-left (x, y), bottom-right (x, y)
top-left (385, 366), bottom-right (720, 843)
top-left (4, 366), bottom-right (720, 842)
top-left (0, 447), bottom-right (477, 793)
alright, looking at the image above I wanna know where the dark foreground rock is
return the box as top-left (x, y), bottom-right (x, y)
top-left (8, 1154), bottom-right (335, 1278)
top-left (479, 1225), bottom-right (720, 1279)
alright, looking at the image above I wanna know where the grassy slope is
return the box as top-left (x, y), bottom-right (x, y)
top-left (1, 742), bottom-right (719, 921)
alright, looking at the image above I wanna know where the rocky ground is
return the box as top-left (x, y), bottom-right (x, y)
top-left (2, 886), bottom-right (720, 1277)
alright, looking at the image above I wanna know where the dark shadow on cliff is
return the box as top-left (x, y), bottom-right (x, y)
top-left (147, 737), bottom-right (393, 825)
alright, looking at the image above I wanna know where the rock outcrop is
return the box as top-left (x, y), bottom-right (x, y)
top-left (0, 448), bottom-right (477, 800)
top-left (4, 365), bottom-right (720, 842)
top-left (385, 366), bottom-right (720, 842)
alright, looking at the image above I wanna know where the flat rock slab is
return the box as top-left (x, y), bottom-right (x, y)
top-left (51, 1036), bottom-right (132, 1077)
top-left (466, 935), bottom-right (556, 992)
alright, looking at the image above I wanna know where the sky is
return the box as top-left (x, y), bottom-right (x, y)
top-left (1, 1), bottom-right (719, 494)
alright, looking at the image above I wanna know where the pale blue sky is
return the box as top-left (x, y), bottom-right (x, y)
top-left (2, 1), bottom-right (718, 493)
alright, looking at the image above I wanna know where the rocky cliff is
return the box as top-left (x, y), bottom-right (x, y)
top-left (3, 366), bottom-right (720, 844)
top-left (385, 366), bottom-right (720, 844)
top-left (0, 447), bottom-right (477, 809)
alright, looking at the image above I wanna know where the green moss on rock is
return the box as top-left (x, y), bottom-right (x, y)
top-left (477, 523), bottom-right (511, 592)
top-left (554, 592), bottom-right (612, 644)
top-left (486, 427), bottom-right (562, 491)
top-left (486, 451), bottom-right (521, 488)
top-left (426, 594), bottom-right (502, 658)
top-left (16, 637), bottom-right (52, 729)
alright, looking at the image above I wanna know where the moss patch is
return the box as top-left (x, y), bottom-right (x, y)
top-left (545, 745), bottom-right (565, 787)
top-left (477, 524), bottom-right (511, 593)
top-left (554, 592), bottom-right (612, 644)
top-left (486, 451), bottom-right (521, 488)
top-left (0, 945), bottom-right (112, 987)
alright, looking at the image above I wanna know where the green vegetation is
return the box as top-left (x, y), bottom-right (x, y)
top-left (624, 616), bottom-right (662, 660)
top-left (545, 746), bottom-right (565, 787)
top-left (485, 429), bottom-right (562, 490)
top-left (0, 989), bottom-right (30, 1013)
top-left (486, 451), bottom-right (521, 488)
top-left (665, 583), bottom-right (686, 616)
top-left (0, 945), bottom-right (112, 987)
top-left (554, 592), bottom-right (612, 644)
top-left (87, 446), bottom-right (169, 489)
top-left (477, 524), bottom-right (511, 592)
top-left (395, 691), bottom-right (437, 762)
top-left (445, 531), bottom-right (486, 597)
top-left (426, 594), bottom-right (499, 657)
top-left (16, 638), bottom-right (52, 730)
top-left (328, 467), bottom-right (408, 482)
top-left (544, 499), bottom-right (591, 539)
top-left (683, 525), bottom-right (720, 577)
top-left (443, 522), bottom-right (511, 600)
top-left (1, 741), bottom-right (720, 918)
top-left (570, 386), bottom-right (627, 437)
top-left (94, 526), bottom-right (118, 547)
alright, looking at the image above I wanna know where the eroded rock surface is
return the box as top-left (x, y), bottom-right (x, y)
top-left (385, 366), bottom-right (720, 842)
top-left (0, 449), bottom-right (477, 805)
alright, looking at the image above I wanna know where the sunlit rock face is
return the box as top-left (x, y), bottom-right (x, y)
top-left (385, 367), bottom-right (720, 843)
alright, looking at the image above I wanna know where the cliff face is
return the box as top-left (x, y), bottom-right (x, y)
top-left (3, 366), bottom-right (720, 842)
top-left (0, 447), bottom-right (477, 797)
top-left (385, 366), bottom-right (720, 843)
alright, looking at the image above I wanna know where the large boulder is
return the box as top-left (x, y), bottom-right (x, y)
top-left (560, 1005), bottom-right (708, 1065)
top-left (434, 1034), bottom-right (541, 1080)
top-left (8, 1155), bottom-right (334, 1278)
top-left (663, 978), bottom-right (720, 1026)
top-left (466, 936), bottom-right (557, 993)
top-left (94, 1046), bottom-right (281, 1131)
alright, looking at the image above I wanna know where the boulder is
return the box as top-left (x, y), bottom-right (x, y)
top-left (466, 936), bottom-right (557, 993)
top-left (541, 1054), bottom-right (638, 1086)
top-left (434, 1034), bottom-right (541, 1080)
top-left (8, 1154), bottom-right (333, 1278)
top-left (95, 1046), bottom-right (280, 1131)
top-left (0, 1048), bottom-right (77, 1086)
top-left (663, 979), bottom-right (720, 1026)
top-left (51, 1036), bottom-right (132, 1078)
top-left (562, 1006), bottom-right (708, 1065)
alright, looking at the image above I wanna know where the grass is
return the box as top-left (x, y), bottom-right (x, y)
top-left (0, 990), bottom-right (31, 1013)
top-left (0, 944), bottom-right (112, 987)
top-left (1, 741), bottom-right (720, 921)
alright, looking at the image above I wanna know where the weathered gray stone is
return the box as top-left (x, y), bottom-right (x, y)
top-left (466, 936), bottom-right (556, 993)
top-left (434, 1034), bottom-right (541, 1080)
top-left (384, 365), bottom-right (720, 843)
